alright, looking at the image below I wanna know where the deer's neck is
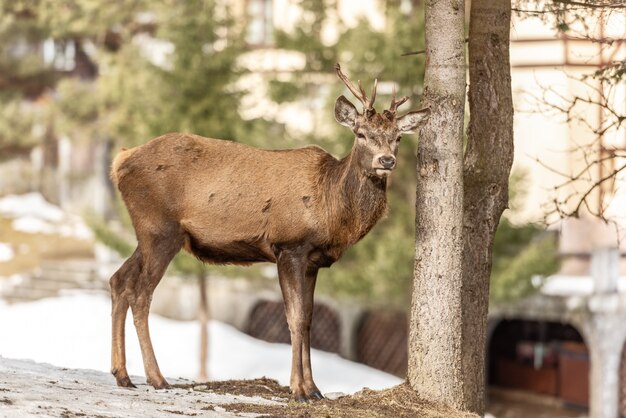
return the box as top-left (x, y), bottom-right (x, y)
top-left (318, 149), bottom-right (388, 246)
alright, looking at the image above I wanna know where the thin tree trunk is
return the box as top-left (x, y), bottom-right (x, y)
top-left (40, 109), bottom-right (59, 205)
top-left (408, 0), bottom-right (466, 410)
top-left (461, 0), bottom-right (514, 414)
top-left (198, 273), bottom-right (209, 382)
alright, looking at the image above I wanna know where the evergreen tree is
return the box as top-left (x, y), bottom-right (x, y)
top-left (147, 0), bottom-right (245, 140)
top-left (0, 0), bottom-right (53, 156)
top-left (489, 172), bottom-right (560, 305)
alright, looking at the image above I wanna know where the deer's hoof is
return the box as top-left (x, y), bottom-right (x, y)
top-left (292, 389), bottom-right (323, 402)
top-left (116, 376), bottom-right (137, 389)
top-left (147, 378), bottom-right (170, 390)
top-left (292, 388), bottom-right (308, 403)
top-left (112, 369), bottom-right (136, 389)
top-left (307, 389), bottom-right (324, 400)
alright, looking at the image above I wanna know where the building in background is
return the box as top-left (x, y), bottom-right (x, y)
top-left (489, 9), bottom-right (626, 418)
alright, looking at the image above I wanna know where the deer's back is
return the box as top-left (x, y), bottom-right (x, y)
top-left (114, 133), bottom-right (335, 263)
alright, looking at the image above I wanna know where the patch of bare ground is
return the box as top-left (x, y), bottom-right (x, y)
top-left (173, 377), bottom-right (291, 399)
top-left (175, 379), bottom-right (478, 418)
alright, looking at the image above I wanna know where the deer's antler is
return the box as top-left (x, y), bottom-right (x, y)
top-left (335, 63), bottom-right (377, 113)
top-left (385, 85), bottom-right (409, 118)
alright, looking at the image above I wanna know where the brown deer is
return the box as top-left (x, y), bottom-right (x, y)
top-left (108, 63), bottom-right (429, 401)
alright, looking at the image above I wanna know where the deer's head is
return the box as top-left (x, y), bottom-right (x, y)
top-left (334, 63), bottom-right (430, 178)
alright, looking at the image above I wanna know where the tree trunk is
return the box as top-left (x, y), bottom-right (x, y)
top-left (408, 0), bottom-right (466, 410)
top-left (198, 273), bottom-right (210, 382)
top-left (40, 109), bottom-right (60, 205)
top-left (461, 0), bottom-right (514, 414)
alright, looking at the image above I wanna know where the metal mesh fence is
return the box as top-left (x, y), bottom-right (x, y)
top-left (246, 300), bottom-right (341, 353)
top-left (246, 300), bottom-right (408, 377)
top-left (356, 311), bottom-right (408, 378)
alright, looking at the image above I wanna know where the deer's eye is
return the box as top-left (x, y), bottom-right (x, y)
top-left (396, 136), bottom-right (402, 143)
top-left (357, 133), bottom-right (366, 140)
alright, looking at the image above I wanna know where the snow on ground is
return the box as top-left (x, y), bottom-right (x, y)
top-left (0, 243), bottom-right (14, 262)
top-left (0, 275), bottom-right (23, 292)
top-left (0, 357), bottom-right (275, 417)
top-left (0, 193), bottom-right (93, 240)
top-left (0, 293), bottom-right (401, 395)
top-left (0, 193), bottom-right (65, 222)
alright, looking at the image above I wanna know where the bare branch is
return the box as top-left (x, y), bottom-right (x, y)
top-left (554, 0), bottom-right (626, 9)
top-left (402, 37), bottom-right (470, 57)
top-left (401, 49), bottom-right (425, 56)
top-left (553, 165), bottom-right (626, 219)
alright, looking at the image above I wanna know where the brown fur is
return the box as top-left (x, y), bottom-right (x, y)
top-left (114, 134), bottom-right (386, 265)
top-left (110, 147), bottom-right (135, 187)
top-left (107, 68), bottom-right (429, 401)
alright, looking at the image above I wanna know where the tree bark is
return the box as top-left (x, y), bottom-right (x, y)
top-left (461, 0), bottom-right (514, 414)
top-left (408, 0), bottom-right (467, 410)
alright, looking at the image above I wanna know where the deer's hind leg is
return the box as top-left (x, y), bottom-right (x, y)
top-left (110, 249), bottom-right (142, 388)
top-left (127, 226), bottom-right (183, 389)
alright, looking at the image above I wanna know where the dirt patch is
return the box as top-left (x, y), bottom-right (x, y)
top-left (173, 377), bottom-right (291, 400)
top-left (176, 379), bottom-right (478, 418)
top-left (160, 410), bottom-right (197, 416)
top-left (59, 409), bottom-right (87, 418)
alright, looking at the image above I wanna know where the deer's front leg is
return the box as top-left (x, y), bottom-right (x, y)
top-left (276, 249), bottom-right (309, 402)
top-left (301, 266), bottom-right (322, 400)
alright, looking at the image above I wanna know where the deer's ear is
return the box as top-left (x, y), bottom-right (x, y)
top-left (334, 95), bottom-right (358, 128)
top-left (396, 108), bottom-right (430, 133)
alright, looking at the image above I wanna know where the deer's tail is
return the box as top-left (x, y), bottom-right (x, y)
top-left (110, 147), bottom-right (137, 188)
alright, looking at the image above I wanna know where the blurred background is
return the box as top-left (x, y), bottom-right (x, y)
top-left (0, 1), bottom-right (625, 417)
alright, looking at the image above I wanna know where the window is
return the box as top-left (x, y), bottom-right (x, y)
top-left (246, 0), bottom-right (273, 46)
top-left (42, 39), bottom-right (76, 71)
